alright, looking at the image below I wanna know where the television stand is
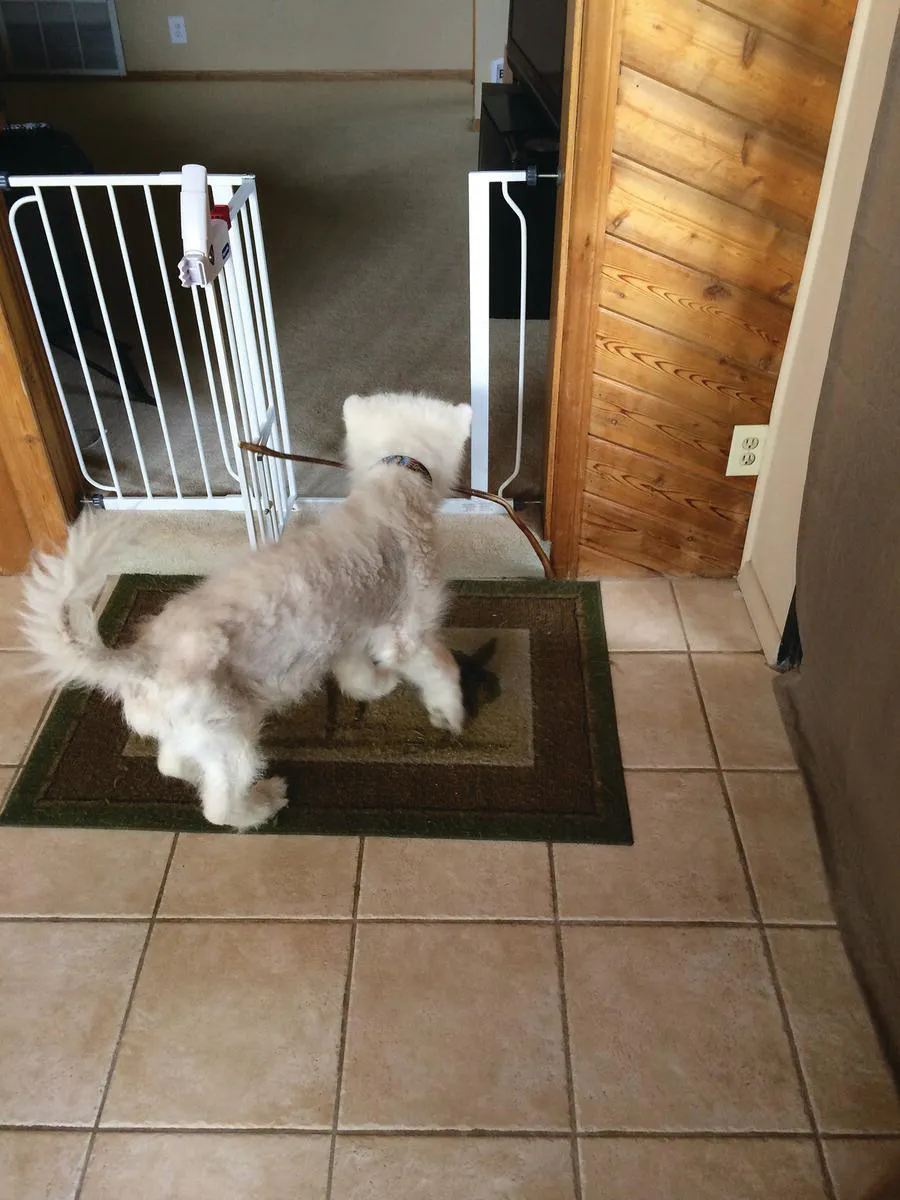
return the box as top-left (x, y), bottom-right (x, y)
top-left (477, 83), bottom-right (559, 320)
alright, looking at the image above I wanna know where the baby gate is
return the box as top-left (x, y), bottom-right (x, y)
top-left (5, 163), bottom-right (542, 543)
top-left (5, 167), bottom-right (294, 546)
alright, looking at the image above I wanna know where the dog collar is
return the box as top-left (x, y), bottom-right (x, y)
top-left (379, 455), bottom-right (433, 486)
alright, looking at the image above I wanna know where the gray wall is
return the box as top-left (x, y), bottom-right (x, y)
top-left (778, 25), bottom-right (900, 1068)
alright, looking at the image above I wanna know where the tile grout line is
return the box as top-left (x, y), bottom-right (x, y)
top-left (0, 585), bottom-right (122, 777)
top-left (651, 579), bottom-right (762, 658)
top-left (0, 763), bottom-right (804, 792)
top-left (72, 832), bottom-right (180, 1200)
top-left (608, 649), bottom-right (764, 655)
top-left (548, 842), bottom-right (583, 1200)
top-left (726, 815), bottom-right (839, 1197)
top-left (1, 573), bottom-right (118, 791)
top-left (672, 599), bottom-right (838, 1200)
top-left (324, 837), bottom-right (365, 1200)
top-left (622, 765), bottom-right (800, 774)
top-left (754, 909), bottom-right (840, 1197)
top-left (0, 677), bottom-right (59, 790)
top-left (0, 915), bottom-right (839, 928)
top-left (666, 580), bottom-right (719, 772)
top-left (3, 1122), bottom-right (893, 1139)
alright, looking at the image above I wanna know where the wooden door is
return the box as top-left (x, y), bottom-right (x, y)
top-left (545, 0), bottom-right (858, 577)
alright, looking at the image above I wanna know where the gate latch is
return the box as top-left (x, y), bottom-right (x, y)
top-left (177, 163), bottom-right (231, 288)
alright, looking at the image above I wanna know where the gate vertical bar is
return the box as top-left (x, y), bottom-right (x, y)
top-left (107, 184), bottom-right (181, 496)
top-left (204, 282), bottom-right (257, 545)
top-left (69, 186), bottom-right (153, 496)
top-left (7, 194), bottom-right (116, 494)
top-left (248, 188), bottom-right (296, 501)
top-left (468, 171), bottom-right (491, 493)
top-left (31, 185), bottom-right (123, 496)
top-left (497, 180), bottom-right (528, 498)
top-left (144, 185), bottom-right (213, 497)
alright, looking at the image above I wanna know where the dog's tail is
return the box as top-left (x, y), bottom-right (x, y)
top-left (21, 512), bottom-right (137, 696)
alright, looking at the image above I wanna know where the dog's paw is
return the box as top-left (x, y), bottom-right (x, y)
top-left (229, 776), bottom-right (289, 830)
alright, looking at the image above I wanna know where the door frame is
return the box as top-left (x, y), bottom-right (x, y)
top-left (0, 180), bottom-right (80, 573)
top-left (737, 0), bottom-right (899, 658)
top-left (543, 0), bottom-right (624, 578)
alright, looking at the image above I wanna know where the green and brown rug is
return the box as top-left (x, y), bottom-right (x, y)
top-left (3, 577), bottom-right (631, 843)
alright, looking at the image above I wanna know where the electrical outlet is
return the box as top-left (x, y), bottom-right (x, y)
top-left (490, 57), bottom-right (504, 83)
top-left (168, 15), bottom-right (187, 44)
top-left (726, 424), bottom-right (769, 476)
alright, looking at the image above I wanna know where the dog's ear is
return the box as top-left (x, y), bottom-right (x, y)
top-left (453, 404), bottom-right (473, 439)
top-left (342, 394), bottom-right (363, 422)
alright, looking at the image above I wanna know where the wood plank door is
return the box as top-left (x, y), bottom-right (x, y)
top-left (545, 0), bottom-right (858, 577)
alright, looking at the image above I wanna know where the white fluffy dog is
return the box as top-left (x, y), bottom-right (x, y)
top-left (22, 392), bottom-right (472, 831)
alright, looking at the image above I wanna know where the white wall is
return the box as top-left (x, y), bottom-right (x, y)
top-left (474, 0), bottom-right (510, 120)
top-left (117, 0), bottom-right (473, 73)
top-left (739, 0), bottom-right (900, 661)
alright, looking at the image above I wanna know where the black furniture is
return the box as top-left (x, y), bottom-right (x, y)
top-left (477, 83), bottom-right (559, 319)
top-left (506, 0), bottom-right (568, 129)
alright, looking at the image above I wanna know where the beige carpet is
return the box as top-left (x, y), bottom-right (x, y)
top-left (5, 80), bottom-right (548, 502)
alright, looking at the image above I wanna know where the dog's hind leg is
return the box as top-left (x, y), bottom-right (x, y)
top-left (193, 731), bottom-right (288, 830)
top-left (333, 648), bottom-right (399, 701)
top-left (396, 634), bottom-right (465, 734)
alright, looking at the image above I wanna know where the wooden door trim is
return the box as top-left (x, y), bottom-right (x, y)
top-left (0, 200), bottom-right (80, 572)
top-left (544, 0), bottom-right (624, 578)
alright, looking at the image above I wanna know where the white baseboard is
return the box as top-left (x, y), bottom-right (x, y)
top-left (738, 560), bottom-right (782, 666)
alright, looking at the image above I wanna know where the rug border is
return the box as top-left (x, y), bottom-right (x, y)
top-left (2, 576), bottom-right (632, 844)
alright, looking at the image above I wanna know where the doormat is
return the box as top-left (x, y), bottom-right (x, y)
top-left (3, 577), bottom-right (631, 844)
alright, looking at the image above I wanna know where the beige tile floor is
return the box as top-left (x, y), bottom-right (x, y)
top-left (0, 575), bottom-right (898, 1199)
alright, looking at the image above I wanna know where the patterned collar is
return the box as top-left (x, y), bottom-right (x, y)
top-left (379, 455), bottom-right (433, 486)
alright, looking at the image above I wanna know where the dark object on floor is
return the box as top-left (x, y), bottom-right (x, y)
top-left (3, 576), bottom-right (631, 844)
top-left (0, 122), bottom-right (154, 404)
top-left (775, 590), bottom-right (802, 671)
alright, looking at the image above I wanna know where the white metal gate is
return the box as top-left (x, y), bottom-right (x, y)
top-left (5, 163), bottom-right (539, 548)
top-left (468, 167), bottom-right (556, 502)
top-left (6, 165), bottom-right (295, 546)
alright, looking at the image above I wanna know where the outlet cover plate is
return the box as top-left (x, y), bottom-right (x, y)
top-left (727, 424), bottom-right (769, 476)
top-left (168, 15), bottom-right (187, 44)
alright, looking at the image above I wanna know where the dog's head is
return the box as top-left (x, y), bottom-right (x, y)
top-left (343, 392), bottom-right (472, 498)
